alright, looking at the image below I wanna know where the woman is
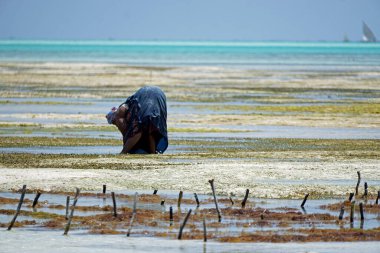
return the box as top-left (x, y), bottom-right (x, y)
top-left (106, 86), bottom-right (168, 154)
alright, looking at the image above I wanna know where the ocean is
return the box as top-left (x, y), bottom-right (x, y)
top-left (0, 40), bottom-right (379, 70)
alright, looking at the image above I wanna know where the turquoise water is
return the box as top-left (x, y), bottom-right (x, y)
top-left (0, 40), bottom-right (379, 70)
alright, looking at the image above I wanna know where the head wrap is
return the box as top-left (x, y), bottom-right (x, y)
top-left (106, 107), bottom-right (117, 124)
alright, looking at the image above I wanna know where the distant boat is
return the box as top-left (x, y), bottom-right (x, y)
top-left (362, 21), bottom-right (377, 42)
top-left (343, 34), bottom-right (350, 42)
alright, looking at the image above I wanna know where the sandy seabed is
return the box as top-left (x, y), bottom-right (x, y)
top-left (1, 159), bottom-right (379, 198)
top-left (0, 62), bottom-right (379, 199)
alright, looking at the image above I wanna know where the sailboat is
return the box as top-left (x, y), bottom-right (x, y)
top-left (343, 34), bottom-right (350, 42)
top-left (362, 21), bottom-right (377, 42)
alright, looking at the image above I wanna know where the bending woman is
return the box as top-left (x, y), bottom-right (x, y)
top-left (106, 86), bottom-right (168, 154)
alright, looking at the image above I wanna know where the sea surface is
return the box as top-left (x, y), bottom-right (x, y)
top-left (0, 40), bottom-right (380, 70)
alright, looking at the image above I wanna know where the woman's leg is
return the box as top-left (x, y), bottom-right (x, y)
top-left (120, 132), bottom-right (142, 154)
top-left (147, 133), bottom-right (156, 154)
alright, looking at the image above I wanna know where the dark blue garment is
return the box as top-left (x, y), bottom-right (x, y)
top-left (123, 86), bottom-right (168, 154)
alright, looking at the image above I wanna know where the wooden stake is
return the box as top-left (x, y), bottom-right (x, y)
top-left (301, 193), bottom-right (309, 208)
top-left (241, 189), bottom-right (249, 208)
top-left (178, 191), bottom-right (183, 208)
top-left (363, 182), bottom-right (368, 198)
top-left (229, 196), bottom-right (234, 206)
top-left (355, 171), bottom-right (361, 196)
top-left (348, 192), bottom-right (354, 202)
top-left (32, 191), bottom-right (41, 208)
top-left (350, 201), bottom-right (355, 223)
top-left (65, 196), bottom-right (70, 220)
top-left (208, 179), bottom-right (222, 222)
top-left (127, 192), bottom-right (138, 237)
top-left (7, 185), bottom-right (27, 231)
top-left (338, 205), bottom-right (345, 220)
top-left (359, 203), bottom-right (364, 221)
top-left (375, 191), bottom-right (380, 205)
top-left (203, 217), bottom-right (207, 242)
top-left (63, 188), bottom-right (80, 235)
top-left (111, 192), bottom-right (117, 217)
top-left (153, 189), bottom-right (158, 195)
top-left (194, 193), bottom-right (200, 207)
top-left (260, 209), bottom-right (267, 220)
top-left (161, 200), bottom-right (165, 206)
top-left (102, 184), bottom-right (106, 194)
top-left (178, 209), bottom-right (192, 240)
top-left (169, 206), bottom-right (173, 226)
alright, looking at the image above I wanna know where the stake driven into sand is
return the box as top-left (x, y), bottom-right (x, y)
top-left (229, 197), bottom-right (234, 206)
top-left (65, 196), bottom-right (70, 220)
top-left (178, 209), bottom-right (192, 240)
top-left (208, 179), bottom-right (222, 222)
top-left (350, 201), bottom-right (356, 224)
top-left (7, 185), bottom-right (27, 231)
top-left (338, 204), bottom-right (345, 220)
top-left (355, 171), bottom-right (361, 196)
top-left (32, 191), bottom-right (41, 208)
top-left (241, 189), bottom-right (249, 208)
top-left (63, 188), bottom-right (80, 235)
top-left (127, 192), bottom-right (138, 237)
top-left (111, 192), bottom-right (117, 217)
top-left (169, 206), bottom-right (173, 226)
top-left (348, 192), bottom-right (354, 202)
top-left (203, 217), bottom-right (207, 242)
top-left (194, 193), bottom-right (200, 207)
top-left (301, 193), bottom-right (309, 208)
top-left (359, 203), bottom-right (365, 221)
top-left (178, 191), bottom-right (183, 208)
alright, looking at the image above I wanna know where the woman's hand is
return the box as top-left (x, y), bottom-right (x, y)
top-left (120, 132), bottom-right (142, 154)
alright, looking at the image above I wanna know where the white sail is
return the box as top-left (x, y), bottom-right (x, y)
top-left (362, 21), bottom-right (377, 42)
top-left (343, 34), bottom-right (350, 42)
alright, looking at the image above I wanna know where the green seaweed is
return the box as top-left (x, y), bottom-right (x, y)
top-left (0, 138), bottom-right (378, 170)
top-left (0, 136), bottom-right (121, 147)
top-left (0, 100), bottom-right (92, 105)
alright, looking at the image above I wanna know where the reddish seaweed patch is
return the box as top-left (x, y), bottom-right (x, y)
top-left (321, 201), bottom-right (380, 214)
top-left (1, 191), bottom-right (380, 243)
top-left (218, 227), bottom-right (380, 243)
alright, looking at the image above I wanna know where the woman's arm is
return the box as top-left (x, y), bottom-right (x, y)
top-left (114, 106), bottom-right (127, 136)
top-left (113, 105), bottom-right (142, 154)
top-left (120, 132), bottom-right (142, 154)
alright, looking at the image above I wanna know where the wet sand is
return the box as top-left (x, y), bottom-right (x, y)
top-left (1, 159), bottom-right (379, 199)
top-left (0, 62), bottom-right (379, 247)
top-left (0, 62), bottom-right (379, 197)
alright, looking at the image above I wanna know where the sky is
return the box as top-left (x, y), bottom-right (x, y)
top-left (0, 0), bottom-right (379, 41)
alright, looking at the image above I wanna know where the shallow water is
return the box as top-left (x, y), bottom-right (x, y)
top-left (1, 93), bottom-right (379, 140)
top-left (1, 42), bottom-right (380, 251)
top-left (2, 191), bottom-right (380, 231)
top-left (1, 189), bottom-right (380, 253)
top-left (0, 144), bottom-right (189, 155)
top-left (173, 126), bottom-right (380, 139)
top-left (1, 40), bottom-right (380, 71)
top-left (1, 229), bottom-right (380, 253)
top-left (1, 125), bottom-right (379, 141)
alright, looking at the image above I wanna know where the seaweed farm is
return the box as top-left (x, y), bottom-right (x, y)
top-left (1, 61), bottom-right (380, 252)
top-left (2, 185), bottom-right (380, 243)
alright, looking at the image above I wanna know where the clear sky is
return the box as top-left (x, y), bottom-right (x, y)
top-left (0, 0), bottom-right (379, 41)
